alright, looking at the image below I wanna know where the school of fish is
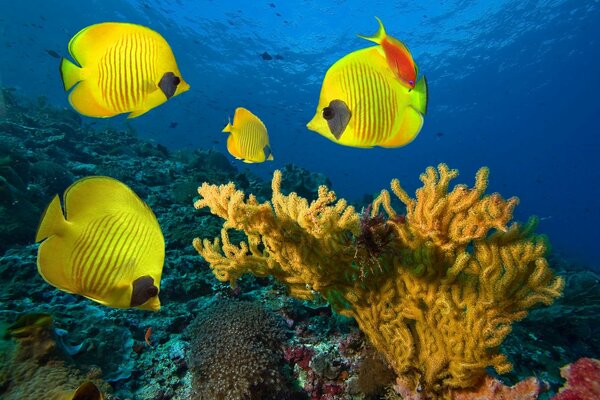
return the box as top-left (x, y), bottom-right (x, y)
top-left (36, 18), bottom-right (426, 316)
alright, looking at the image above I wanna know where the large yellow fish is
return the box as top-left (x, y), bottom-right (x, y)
top-left (306, 46), bottom-right (427, 148)
top-left (35, 176), bottom-right (164, 311)
top-left (60, 22), bottom-right (189, 118)
top-left (222, 107), bottom-right (274, 163)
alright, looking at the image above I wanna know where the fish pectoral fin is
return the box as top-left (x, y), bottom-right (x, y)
top-left (379, 106), bottom-right (424, 148)
top-left (143, 80), bottom-right (158, 93)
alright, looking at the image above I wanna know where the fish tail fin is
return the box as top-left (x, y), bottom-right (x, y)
top-left (35, 195), bottom-right (67, 242)
top-left (222, 122), bottom-right (233, 133)
top-left (411, 75), bottom-right (428, 115)
top-left (59, 58), bottom-right (82, 91)
top-left (357, 16), bottom-right (386, 44)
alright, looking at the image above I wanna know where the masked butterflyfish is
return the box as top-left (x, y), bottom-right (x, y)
top-left (222, 107), bottom-right (274, 163)
top-left (60, 22), bottom-right (189, 119)
top-left (306, 46), bottom-right (427, 149)
top-left (358, 17), bottom-right (418, 90)
top-left (35, 176), bottom-right (165, 311)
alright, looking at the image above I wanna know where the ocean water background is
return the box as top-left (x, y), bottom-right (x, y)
top-left (1, 0), bottom-right (598, 268)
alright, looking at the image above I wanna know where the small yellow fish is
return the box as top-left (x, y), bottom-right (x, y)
top-left (306, 46), bottom-right (427, 148)
top-left (35, 176), bottom-right (164, 311)
top-left (52, 381), bottom-right (104, 400)
top-left (60, 22), bottom-right (189, 118)
top-left (222, 107), bottom-right (274, 163)
top-left (4, 313), bottom-right (53, 340)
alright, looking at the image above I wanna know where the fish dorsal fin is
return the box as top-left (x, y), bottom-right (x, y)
top-left (63, 176), bottom-right (150, 224)
top-left (233, 107), bottom-right (265, 130)
top-left (67, 23), bottom-right (122, 67)
top-left (67, 22), bottom-right (157, 67)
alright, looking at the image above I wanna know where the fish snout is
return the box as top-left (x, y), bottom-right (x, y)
top-left (178, 79), bottom-right (191, 94)
top-left (306, 116), bottom-right (318, 132)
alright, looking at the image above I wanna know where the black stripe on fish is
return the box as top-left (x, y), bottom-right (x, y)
top-left (158, 72), bottom-right (181, 99)
top-left (263, 144), bottom-right (272, 160)
top-left (130, 275), bottom-right (158, 307)
top-left (323, 99), bottom-right (351, 140)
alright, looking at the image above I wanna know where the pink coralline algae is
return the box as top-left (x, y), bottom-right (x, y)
top-left (551, 358), bottom-right (600, 400)
top-left (450, 376), bottom-right (546, 400)
top-left (284, 345), bottom-right (314, 371)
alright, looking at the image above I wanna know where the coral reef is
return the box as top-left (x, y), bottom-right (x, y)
top-left (0, 309), bottom-right (110, 400)
top-left (1, 91), bottom-right (597, 400)
top-left (193, 164), bottom-right (564, 397)
top-left (185, 297), bottom-right (292, 400)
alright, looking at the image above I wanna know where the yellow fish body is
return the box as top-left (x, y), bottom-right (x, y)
top-left (35, 176), bottom-right (164, 311)
top-left (306, 46), bottom-right (427, 148)
top-left (222, 107), bottom-right (274, 163)
top-left (60, 22), bottom-right (189, 119)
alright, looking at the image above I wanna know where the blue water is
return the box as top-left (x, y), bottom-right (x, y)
top-left (1, 0), bottom-right (599, 267)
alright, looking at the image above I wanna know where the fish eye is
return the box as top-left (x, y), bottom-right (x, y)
top-left (322, 106), bottom-right (335, 120)
top-left (174, 76), bottom-right (181, 85)
top-left (409, 80), bottom-right (415, 85)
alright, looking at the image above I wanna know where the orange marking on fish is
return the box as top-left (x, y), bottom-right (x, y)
top-left (145, 327), bottom-right (152, 347)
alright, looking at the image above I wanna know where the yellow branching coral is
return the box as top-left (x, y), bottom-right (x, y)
top-left (192, 164), bottom-right (564, 398)
top-left (193, 169), bottom-right (360, 299)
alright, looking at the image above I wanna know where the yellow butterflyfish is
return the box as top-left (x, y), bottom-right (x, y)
top-left (35, 176), bottom-right (164, 311)
top-left (222, 107), bottom-right (274, 163)
top-left (306, 46), bottom-right (427, 148)
top-left (60, 22), bottom-right (189, 119)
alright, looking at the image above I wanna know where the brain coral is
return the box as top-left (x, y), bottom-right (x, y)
top-left (186, 297), bottom-right (289, 400)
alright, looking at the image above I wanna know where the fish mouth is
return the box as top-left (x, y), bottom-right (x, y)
top-left (306, 117), bottom-right (317, 131)
top-left (179, 80), bottom-right (191, 93)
